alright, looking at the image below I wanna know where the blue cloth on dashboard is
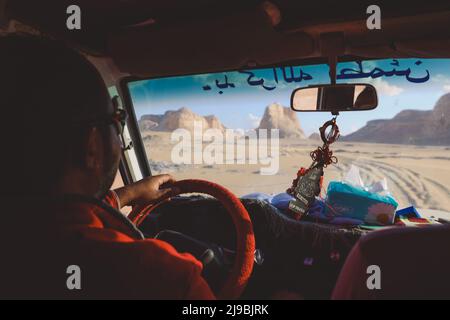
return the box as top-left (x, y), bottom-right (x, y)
top-left (241, 192), bottom-right (294, 211)
top-left (242, 192), bottom-right (364, 226)
top-left (271, 193), bottom-right (296, 211)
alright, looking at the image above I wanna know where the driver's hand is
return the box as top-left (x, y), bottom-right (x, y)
top-left (114, 174), bottom-right (180, 208)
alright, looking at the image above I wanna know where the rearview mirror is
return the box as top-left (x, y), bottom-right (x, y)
top-left (291, 84), bottom-right (378, 112)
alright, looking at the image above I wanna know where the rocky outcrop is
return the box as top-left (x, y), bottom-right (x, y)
top-left (204, 115), bottom-right (226, 132)
top-left (309, 132), bottom-right (321, 141)
top-left (139, 107), bottom-right (226, 132)
top-left (344, 93), bottom-right (450, 145)
top-left (139, 114), bottom-right (162, 131)
top-left (257, 103), bottom-right (305, 138)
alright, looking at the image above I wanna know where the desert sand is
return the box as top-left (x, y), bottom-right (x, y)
top-left (142, 131), bottom-right (450, 213)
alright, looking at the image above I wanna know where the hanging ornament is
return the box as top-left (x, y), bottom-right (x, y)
top-left (287, 116), bottom-right (340, 219)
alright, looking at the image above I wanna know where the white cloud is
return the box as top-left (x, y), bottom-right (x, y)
top-left (432, 74), bottom-right (449, 82)
top-left (248, 113), bottom-right (262, 128)
top-left (432, 74), bottom-right (450, 92)
top-left (361, 60), bottom-right (379, 70)
top-left (369, 78), bottom-right (404, 96)
top-left (346, 76), bottom-right (403, 96)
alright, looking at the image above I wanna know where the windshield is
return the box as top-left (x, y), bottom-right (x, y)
top-left (126, 58), bottom-right (450, 213)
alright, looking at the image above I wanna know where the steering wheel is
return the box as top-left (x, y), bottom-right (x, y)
top-left (127, 179), bottom-right (255, 300)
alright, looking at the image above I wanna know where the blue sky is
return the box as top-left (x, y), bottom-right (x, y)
top-left (128, 58), bottom-right (450, 136)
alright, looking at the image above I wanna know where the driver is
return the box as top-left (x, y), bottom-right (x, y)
top-left (0, 34), bottom-right (215, 299)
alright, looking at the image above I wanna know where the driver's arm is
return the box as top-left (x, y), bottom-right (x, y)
top-left (113, 174), bottom-right (179, 208)
top-left (117, 238), bottom-right (216, 299)
top-left (103, 175), bottom-right (216, 300)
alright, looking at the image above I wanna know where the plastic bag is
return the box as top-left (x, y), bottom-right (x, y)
top-left (344, 164), bottom-right (389, 195)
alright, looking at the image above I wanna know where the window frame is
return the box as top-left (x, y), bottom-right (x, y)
top-left (119, 77), bottom-right (153, 180)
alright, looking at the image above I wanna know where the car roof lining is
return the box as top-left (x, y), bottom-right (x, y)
top-left (5, 0), bottom-right (450, 77)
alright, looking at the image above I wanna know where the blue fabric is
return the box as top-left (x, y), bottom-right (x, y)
top-left (242, 192), bottom-right (328, 213)
top-left (270, 193), bottom-right (295, 211)
top-left (242, 191), bottom-right (366, 226)
top-left (241, 192), bottom-right (295, 211)
top-left (241, 193), bottom-right (273, 202)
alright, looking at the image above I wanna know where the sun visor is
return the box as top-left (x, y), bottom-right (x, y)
top-left (348, 44), bottom-right (406, 59)
top-left (0, 0), bottom-right (9, 28)
top-left (394, 38), bottom-right (450, 58)
top-left (347, 38), bottom-right (450, 60)
top-left (108, 9), bottom-right (314, 77)
top-left (346, 10), bottom-right (450, 59)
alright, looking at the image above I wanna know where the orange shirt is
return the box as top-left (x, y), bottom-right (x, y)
top-left (0, 192), bottom-right (215, 299)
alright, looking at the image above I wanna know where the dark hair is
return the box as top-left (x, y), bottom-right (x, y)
top-left (0, 34), bottom-right (111, 195)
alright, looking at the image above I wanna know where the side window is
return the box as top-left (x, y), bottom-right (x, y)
top-left (111, 172), bottom-right (131, 215)
top-left (108, 86), bottom-right (126, 189)
top-left (108, 86), bottom-right (119, 99)
top-left (107, 86), bottom-right (131, 214)
top-left (111, 172), bottom-right (125, 189)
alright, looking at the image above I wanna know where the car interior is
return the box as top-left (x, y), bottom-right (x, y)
top-left (2, 0), bottom-right (450, 300)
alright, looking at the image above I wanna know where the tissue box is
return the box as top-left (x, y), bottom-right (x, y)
top-left (325, 181), bottom-right (398, 225)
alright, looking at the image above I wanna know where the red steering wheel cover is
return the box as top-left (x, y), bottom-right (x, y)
top-left (128, 179), bottom-right (255, 300)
